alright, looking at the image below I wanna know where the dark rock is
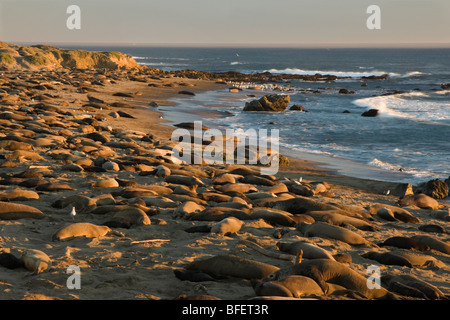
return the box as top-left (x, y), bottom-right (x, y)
top-left (423, 179), bottom-right (449, 200)
top-left (339, 88), bottom-right (355, 94)
top-left (243, 94), bottom-right (290, 112)
top-left (343, 110), bottom-right (351, 114)
top-left (113, 92), bottom-right (133, 97)
top-left (178, 91), bottom-right (195, 96)
top-left (289, 104), bottom-right (307, 112)
top-left (361, 109), bottom-right (379, 117)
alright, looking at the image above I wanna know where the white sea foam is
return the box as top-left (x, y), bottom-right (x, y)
top-left (353, 94), bottom-right (450, 123)
top-left (264, 68), bottom-right (401, 78)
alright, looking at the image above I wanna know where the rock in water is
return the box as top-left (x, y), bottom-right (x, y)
top-left (243, 94), bottom-right (290, 112)
top-left (361, 109), bottom-right (379, 117)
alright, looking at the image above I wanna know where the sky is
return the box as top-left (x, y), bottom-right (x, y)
top-left (0, 0), bottom-right (449, 47)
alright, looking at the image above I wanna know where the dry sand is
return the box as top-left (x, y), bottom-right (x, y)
top-left (0, 70), bottom-right (448, 301)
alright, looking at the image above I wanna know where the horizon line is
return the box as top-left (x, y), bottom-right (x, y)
top-left (9, 40), bottom-right (450, 49)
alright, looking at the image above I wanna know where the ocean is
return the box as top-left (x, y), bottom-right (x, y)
top-left (66, 46), bottom-right (450, 185)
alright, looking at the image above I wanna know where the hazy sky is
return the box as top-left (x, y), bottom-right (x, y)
top-left (1, 0), bottom-right (449, 47)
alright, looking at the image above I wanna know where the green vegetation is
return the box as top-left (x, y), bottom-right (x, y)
top-left (0, 52), bottom-right (15, 65)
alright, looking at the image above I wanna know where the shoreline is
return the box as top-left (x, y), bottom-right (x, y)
top-left (153, 87), bottom-right (442, 197)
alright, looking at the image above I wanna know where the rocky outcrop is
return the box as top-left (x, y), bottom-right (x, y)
top-left (243, 94), bottom-right (290, 112)
top-left (0, 41), bottom-right (141, 71)
top-left (361, 109), bottom-right (379, 117)
top-left (423, 179), bottom-right (449, 200)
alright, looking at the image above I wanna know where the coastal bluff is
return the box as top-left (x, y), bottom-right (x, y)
top-left (0, 41), bottom-right (141, 70)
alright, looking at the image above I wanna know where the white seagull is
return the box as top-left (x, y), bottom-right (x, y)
top-left (70, 206), bottom-right (76, 220)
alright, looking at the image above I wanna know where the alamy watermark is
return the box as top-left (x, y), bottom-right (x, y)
top-left (367, 5), bottom-right (381, 30)
top-left (170, 121), bottom-right (280, 175)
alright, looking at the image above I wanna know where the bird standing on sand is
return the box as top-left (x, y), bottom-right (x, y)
top-left (70, 206), bottom-right (76, 220)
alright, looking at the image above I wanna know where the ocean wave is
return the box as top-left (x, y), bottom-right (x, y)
top-left (230, 61), bottom-right (244, 65)
top-left (352, 94), bottom-right (450, 123)
top-left (264, 68), bottom-right (401, 78)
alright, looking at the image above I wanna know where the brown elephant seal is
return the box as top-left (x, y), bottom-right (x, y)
top-left (276, 241), bottom-right (336, 261)
top-left (310, 211), bottom-right (376, 231)
top-left (185, 254), bottom-right (279, 280)
top-left (418, 224), bottom-right (448, 234)
top-left (411, 235), bottom-right (450, 254)
top-left (397, 194), bottom-right (440, 210)
top-left (21, 249), bottom-right (52, 274)
top-left (265, 259), bottom-right (394, 300)
top-left (0, 202), bottom-right (45, 220)
top-left (248, 208), bottom-right (296, 227)
top-left (382, 274), bottom-right (446, 300)
top-left (210, 217), bottom-right (244, 235)
top-left (266, 196), bottom-right (342, 214)
top-left (390, 249), bottom-right (446, 268)
top-left (296, 222), bottom-right (377, 247)
top-left (367, 204), bottom-right (420, 223)
top-left (380, 236), bottom-right (430, 251)
top-left (52, 223), bottom-right (112, 241)
top-left (361, 251), bottom-right (413, 268)
top-left (253, 275), bottom-right (324, 298)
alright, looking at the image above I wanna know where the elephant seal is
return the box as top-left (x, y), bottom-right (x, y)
top-left (310, 211), bottom-right (376, 231)
top-left (185, 254), bottom-right (279, 280)
top-left (390, 249), bottom-right (446, 268)
top-left (266, 196), bottom-right (342, 214)
top-left (380, 236), bottom-right (430, 251)
top-left (265, 259), bottom-right (394, 300)
top-left (418, 224), bottom-right (447, 234)
top-left (411, 235), bottom-right (450, 255)
top-left (52, 223), bottom-right (111, 241)
top-left (276, 241), bottom-right (336, 261)
top-left (397, 194), bottom-right (440, 210)
top-left (249, 208), bottom-right (296, 227)
top-left (210, 217), bottom-right (244, 235)
top-left (296, 222), bottom-right (377, 247)
top-left (382, 274), bottom-right (446, 300)
top-left (0, 202), bottom-right (45, 220)
top-left (21, 249), bottom-right (52, 274)
top-left (367, 204), bottom-right (420, 223)
top-left (253, 275), bottom-right (324, 298)
top-left (361, 251), bottom-right (413, 268)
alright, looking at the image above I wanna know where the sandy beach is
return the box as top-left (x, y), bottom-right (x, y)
top-left (0, 65), bottom-right (449, 302)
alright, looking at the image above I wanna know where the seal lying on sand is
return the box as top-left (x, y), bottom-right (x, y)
top-left (397, 194), bottom-right (440, 210)
top-left (252, 275), bottom-right (324, 298)
top-left (185, 254), bottom-right (279, 280)
top-left (296, 222), bottom-right (378, 247)
top-left (264, 259), bottom-right (395, 300)
top-left (52, 223), bottom-right (111, 241)
top-left (276, 241), bottom-right (336, 261)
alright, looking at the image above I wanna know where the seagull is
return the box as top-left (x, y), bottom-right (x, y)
top-left (298, 177), bottom-right (303, 183)
top-left (384, 190), bottom-right (391, 195)
top-left (70, 206), bottom-right (76, 220)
